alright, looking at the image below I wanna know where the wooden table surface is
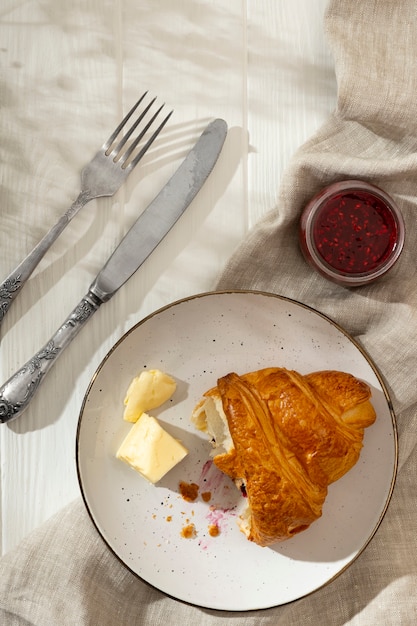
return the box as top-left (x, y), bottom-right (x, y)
top-left (0, 0), bottom-right (336, 555)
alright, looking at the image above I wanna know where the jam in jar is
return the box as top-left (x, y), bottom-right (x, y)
top-left (299, 180), bottom-right (405, 286)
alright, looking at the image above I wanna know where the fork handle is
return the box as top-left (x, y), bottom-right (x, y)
top-left (0, 290), bottom-right (102, 423)
top-left (0, 190), bottom-right (91, 326)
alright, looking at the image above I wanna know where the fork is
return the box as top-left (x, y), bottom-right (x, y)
top-left (0, 93), bottom-right (173, 326)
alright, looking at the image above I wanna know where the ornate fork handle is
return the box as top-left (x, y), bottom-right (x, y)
top-left (0, 290), bottom-right (102, 423)
top-left (0, 191), bottom-right (91, 325)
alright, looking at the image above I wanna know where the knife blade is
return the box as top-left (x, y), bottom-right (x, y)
top-left (0, 118), bottom-right (227, 423)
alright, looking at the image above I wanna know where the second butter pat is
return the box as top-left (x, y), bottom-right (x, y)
top-left (123, 369), bottom-right (176, 423)
top-left (116, 413), bottom-right (188, 483)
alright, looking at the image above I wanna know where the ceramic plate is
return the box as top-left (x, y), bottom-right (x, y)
top-left (76, 291), bottom-right (397, 611)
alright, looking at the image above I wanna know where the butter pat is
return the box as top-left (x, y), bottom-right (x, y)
top-left (123, 369), bottom-right (176, 423)
top-left (116, 413), bottom-right (188, 483)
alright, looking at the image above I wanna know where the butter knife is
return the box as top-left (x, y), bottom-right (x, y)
top-left (0, 118), bottom-right (227, 423)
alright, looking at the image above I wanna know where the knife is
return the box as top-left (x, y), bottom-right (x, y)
top-left (0, 118), bottom-right (227, 423)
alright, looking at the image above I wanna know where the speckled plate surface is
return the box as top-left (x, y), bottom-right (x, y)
top-left (76, 291), bottom-right (397, 611)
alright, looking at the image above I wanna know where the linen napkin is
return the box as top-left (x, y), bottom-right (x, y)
top-left (1, 0), bottom-right (417, 624)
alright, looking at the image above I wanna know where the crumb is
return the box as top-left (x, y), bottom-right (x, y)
top-left (180, 523), bottom-right (197, 539)
top-left (208, 524), bottom-right (220, 537)
top-left (179, 481), bottom-right (199, 502)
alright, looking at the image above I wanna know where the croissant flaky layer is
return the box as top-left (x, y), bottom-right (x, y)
top-left (192, 368), bottom-right (376, 547)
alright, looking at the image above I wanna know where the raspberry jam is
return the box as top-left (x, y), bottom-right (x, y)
top-left (299, 181), bottom-right (405, 286)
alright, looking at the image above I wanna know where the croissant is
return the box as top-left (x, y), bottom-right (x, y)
top-left (192, 367), bottom-right (376, 546)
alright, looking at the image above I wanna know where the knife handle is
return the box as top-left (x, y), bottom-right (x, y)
top-left (0, 291), bottom-right (102, 423)
top-left (0, 191), bottom-right (90, 326)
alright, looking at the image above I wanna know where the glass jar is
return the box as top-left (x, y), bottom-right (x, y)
top-left (299, 180), bottom-right (405, 286)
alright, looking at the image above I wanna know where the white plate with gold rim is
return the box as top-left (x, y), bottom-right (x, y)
top-left (76, 290), bottom-right (397, 611)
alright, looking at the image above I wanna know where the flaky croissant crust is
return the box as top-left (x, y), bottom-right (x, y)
top-left (210, 368), bottom-right (376, 546)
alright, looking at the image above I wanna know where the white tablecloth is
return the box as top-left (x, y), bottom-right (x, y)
top-left (0, 0), bottom-right (335, 555)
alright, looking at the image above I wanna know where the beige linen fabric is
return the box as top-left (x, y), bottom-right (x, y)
top-left (1, 1), bottom-right (417, 624)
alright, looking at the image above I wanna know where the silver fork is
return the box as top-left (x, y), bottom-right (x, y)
top-left (0, 93), bottom-right (173, 325)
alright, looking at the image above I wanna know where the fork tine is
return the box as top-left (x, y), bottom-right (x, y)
top-left (125, 109), bottom-right (173, 171)
top-left (115, 99), bottom-right (161, 163)
top-left (104, 93), bottom-right (173, 171)
top-left (119, 104), bottom-right (170, 167)
top-left (111, 97), bottom-right (158, 159)
top-left (103, 91), bottom-right (148, 152)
